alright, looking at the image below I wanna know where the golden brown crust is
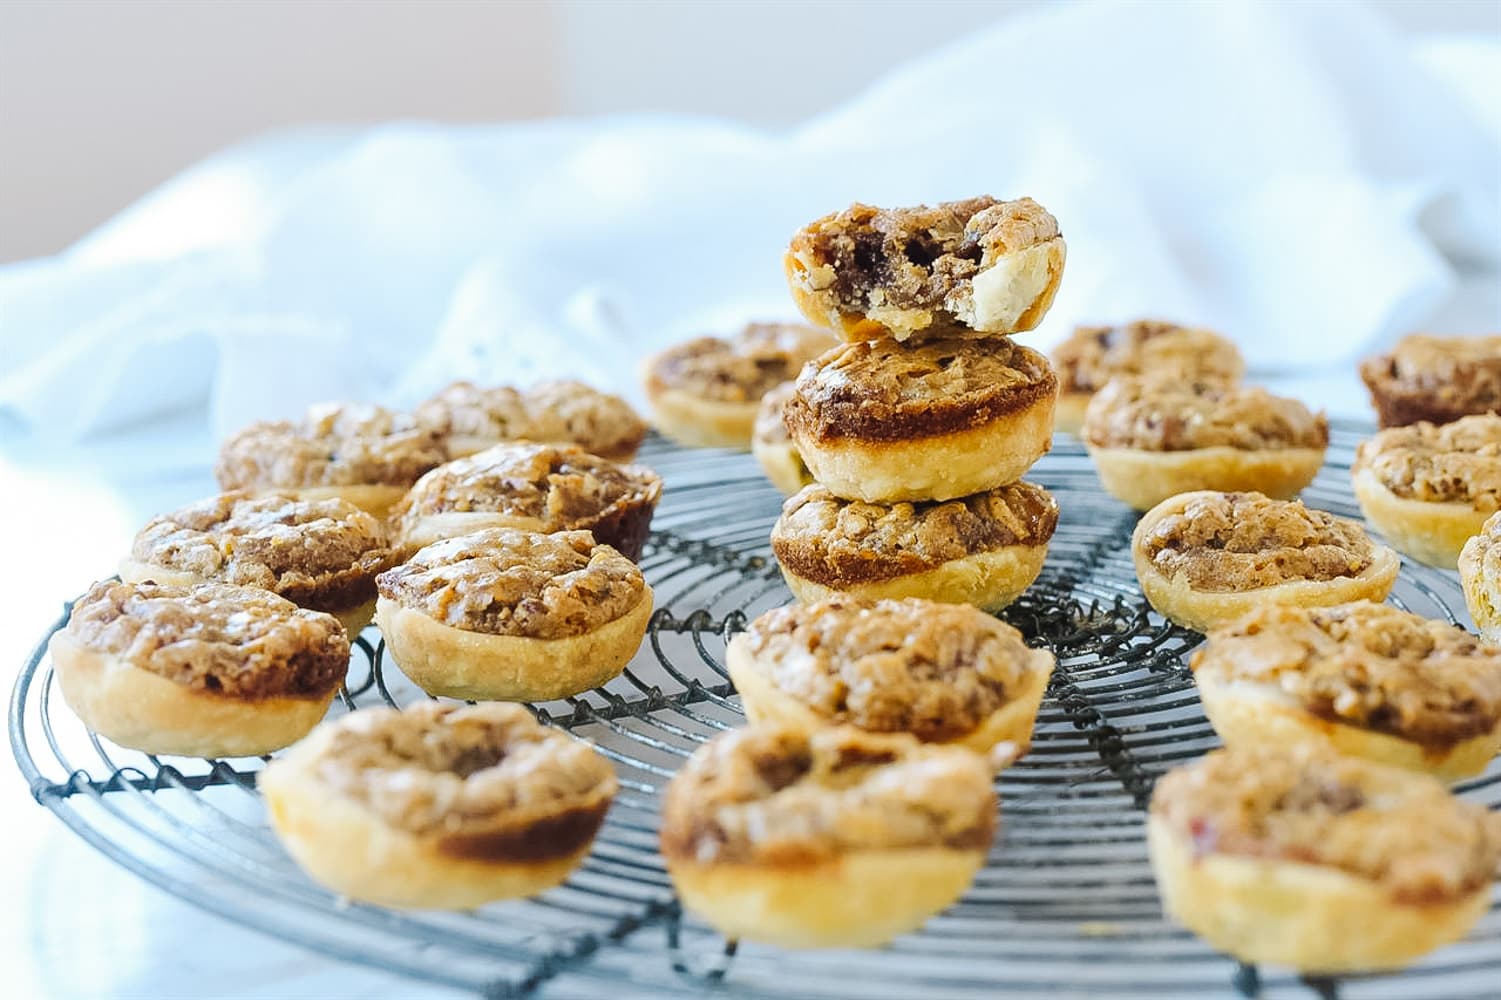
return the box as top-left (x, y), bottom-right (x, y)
top-left (1052, 320), bottom-right (1244, 393)
top-left (1195, 601), bottom-right (1501, 747)
top-left (215, 403), bottom-right (447, 492)
top-left (391, 442), bottom-right (662, 560)
top-left (1136, 492), bottom-right (1375, 591)
top-left (1460, 511), bottom-right (1501, 643)
top-left (376, 528), bottom-right (646, 638)
top-left (64, 579), bottom-right (347, 700)
top-left (128, 493), bottom-right (394, 614)
top-left (1083, 377), bottom-right (1327, 452)
top-left (1150, 744), bottom-right (1501, 905)
top-left (785, 335), bottom-right (1056, 443)
top-left (1352, 414), bottom-right (1501, 510)
top-left (771, 482), bottom-right (1056, 587)
top-left (734, 596), bottom-right (1053, 742)
top-left (659, 724), bottom-right (996, 865)
top-left (1361, 334), bottom-right (1501, 428)
top-left (643, 323), bottom-right (833, 403)
top-left (414, 379), bottom-right (646, 461)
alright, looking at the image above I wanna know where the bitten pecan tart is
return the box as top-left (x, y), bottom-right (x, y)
top-left (216, 402), bottom-right (448, 517)
top-left (640, 322), bottom-right (833, 449)
top-left (1352, 413), bottom-right (1501, 568)
top-left (1461, 511), bottom-right (1501, 644)
top-left (1050, 319), bottom-right (1244, 434)
top-left (726, 595), bottom-right (1054, 761)
top-left (1193, 601), bottom-right (1501, 779)
top-left (770, 482), bottom-right (1057, 610)
top-left (121, 492), bottom-right (395, 636)
top-left (785, 197), bottom-right (1065, 342)
top-left (414, 379), bottom-right (646, 461)
top-left (1131, 491), bottom-right (1398, 632)
top-left (390, 441), bottom-right (662, 560)
top-left (50, 579), bottom-right (348, 757)
top-left (784, 334), bottom-right (1057, 502)
top-left (660, 723), bottom-right (996, 948)
top-left (1360, 333), bottom-right (1501, 428)
top-left (1149, 744), bottom-right (1501, 972)
top-left (1083, 377), bottom-right (1328, 510)
top-left (752, 382), bottom-right (814, 495)
top-left (260, 703), bottom-right (618, 909)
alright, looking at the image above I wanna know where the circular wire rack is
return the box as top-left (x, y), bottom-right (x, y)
top-left (11, 425), bottom-right (1500, 999)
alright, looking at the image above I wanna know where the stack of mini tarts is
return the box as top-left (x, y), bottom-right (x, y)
top-left (414, 378), bottom-right (646, 461)
top-left (1352, 413), bottom-right (1501, 568)
top-left (1360, 333), bottom-right (1501, 428)
top-left (1083, 377), bottom-right (1327, 511)
top-left (1461, 511), bottom-right (1501, 644)
top-left (772, 196), bottom-right (1065, 611)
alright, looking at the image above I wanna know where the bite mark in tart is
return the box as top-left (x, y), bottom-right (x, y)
top-left (1360, 333), bottom-right (1501, 429)
top-left (1460, 510), bottom-right (1501, 644)
top-left (752, 382), bottom-right (814, 495)
top-left (414, 379), bottom-right (646, 461)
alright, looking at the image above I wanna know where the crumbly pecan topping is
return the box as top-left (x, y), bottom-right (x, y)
top-left (1140, 492), bottom-right (1375, 591)
top-left (785, 334), bottom-right (1055, 443)
top-left (772, 482), bottom-right (1057, 587)
top-left (1151, 744), bottom-right (1501, 904)
top-left (1361, 334), bottom-right (1501, 426)
top-left (1196, 601), bottom-right (1501, 746)
top-left (645, 323), bottom-right (833, 403)
top-left (130, 493), bottom-right (393, 610)
top-left (660, 724), bottom-right (996, 864)
top-left (310, 703), bottom-right (617, 842)
top-left (377, 528), bottom-right (646, 638)
top-left (216, 403), bottom-right (447, 491)
top-left (1353, 414), bottom-right (1501, 509)
top-left (413, 379), bottom-right (646, 460)
top-left (739, 596), bottom-right (1053, 741)
top-left (65, 580), bottom-right (347, 699)
top-left (1083, 377), bottom-right (1327, 452)
top-left (1052, 320), bottom-right (1244, 393)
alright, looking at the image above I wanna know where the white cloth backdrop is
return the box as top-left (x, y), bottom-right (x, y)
top-left (1, 0), bottom-right (1497, 442)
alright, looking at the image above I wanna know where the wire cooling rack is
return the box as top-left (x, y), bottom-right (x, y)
top-left (11, 424), bottom-right (1500, 999)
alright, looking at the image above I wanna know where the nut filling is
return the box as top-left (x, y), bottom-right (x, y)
top-left (216, 403), bottom-right (447, 490)
top-left (646, 323), bottom-right (832, 403)
top-left (786, 335), bottom-right (1055, 443)
top-left (1053, 320), bottom-right (1244, 393)
top-left (1152, 745), bottom-right (1501, 904)
top-left (1083, 377), bottom-right (1328, 452)
top-left (1140, 493), bottom-right (1374, 591)
top-left (741, 596), bottom-right (1053, 741)
top-left (65, 580), bottom-right (348, 699)
top-left (772, 482), bottom-right (1058, 587)
top-left (130, 493), bottom-right (393, 611)
top-left (1196, 602), bottom-right (1501, 746)
top-left (414, 379), bottom-right (646, 460)
top-left (1361, 334), bottom-right (1501, 426)
top-left (377, 529), bottom-right (646, 638)
top-left (1353, 414), bottom-right (1501, 509)
top-left (312, 703), bottom-right (617, 859)
top-left (660, 725), bottom-right (996, 865)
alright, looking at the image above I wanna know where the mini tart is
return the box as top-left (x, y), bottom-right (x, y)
top-left (120, 492), bottom-right (395, 636)
top-left (752, 383), bottom-right (814, 495)
top-left (1351, 413), bottom-right (1501, 568)
top-left (1192, 601), bottom-right (1501, 780)
top-left (641, 322), bottom-right (833, 449)
top-left (770, 482), bottom-right (1057, 611)
top-left (660, 723), bottom-right (996, 948)
top-left (727, 595), bottom-right (1054, 760)
top-left (1132, 491), bottom-right (1398, 633)
top-left (1050, 320), bottom-right (1244, 435)
top-left (785, 197), bottom-right (1065, 342)
top-left (50, 580), bottom-right (347, 757)
top-left (413, 379), bottom-right (646, 461)
top-left (1083, 377), bottom-right (1327, 510)
top-left (375, 528), bottom-right (652, 701)
top-left (389, 441), bottom-right (663, 560)
top-left (216, 402), bottom-right (448, 518)
top-left (260, 703), bottom-right (617, 909)
top-left (1460, 511), bottom-right (1501, 644)
top-left (1148, 743), bottom-right (1501, 972)
top-left (1360, 333), bottom-right (1501, 428)
top-left (785, 335), bottom-right (1057, 503)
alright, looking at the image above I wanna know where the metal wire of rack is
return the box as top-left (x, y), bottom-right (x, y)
top-left (11, 424), bottom-right (1500, 999)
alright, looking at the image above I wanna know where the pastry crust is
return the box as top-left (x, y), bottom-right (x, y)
top-left (1088, 444), bottom-right (1326, 511)
top-left (1193, 602), bottom-right (1501, 779)
top-left (785, 336), bottom-right (1056, 502)
top-left (785, 197), bottom-right (1064, 341)
top-left (1132, 492), bottom-right (1398, 632)
top-left (414, 379), bottom-right (646, 461)
top-left (660, 723), bottom-right (995, 947)
top-left (1360, 333), bottom-right (1501, 428)
top-left (752, 383), bottom-right (813, 494)
top-left (1460, 511), bottom-right (1501, 643)
top-left (259, 703), bottom-right (616, 909)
